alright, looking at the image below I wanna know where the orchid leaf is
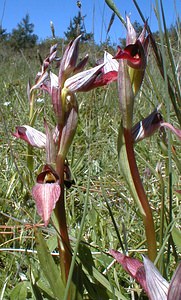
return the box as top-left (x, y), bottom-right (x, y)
top-left (34, 228), bottom-right (65, 300)
top-left (79, 244), bottom-right (127, 300)
top-left (171, 225), bottom-right (181, 251)
top-left (68, 265), bottom-right (84, 300)
top-left (10, 282), bottom-right (31, 300)
top-left (88, 265), bottom-right (127, 300)
top-left (46, 235), bottom-right (58, 252)
top-left (30, 266), bottom-right (55, 299)
top-left (30, 268), bottom-right (44, 300)
top-left (59, 105), bottom-right (78, 159)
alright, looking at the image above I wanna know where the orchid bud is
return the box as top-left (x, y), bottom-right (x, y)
top-left (58, 94), bottom-right (78, 160)
top-left (118, 59), bottom-right (134, 129)
top-left (59, 35), bottom-right (82, 86)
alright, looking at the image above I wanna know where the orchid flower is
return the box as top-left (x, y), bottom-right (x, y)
top-left (32, 164), bottom-right (61, 226)
top-left (13, 125), bottom-right (46, 148)
top-left (110, 250), bottom-right (181, 300)
top-left (132, 106), bottom-right (181, 143)
top-left (115, 16), bottom-right (149, 96)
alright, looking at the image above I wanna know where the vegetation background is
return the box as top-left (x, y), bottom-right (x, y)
top-left (0, 1), bottom-right (180, 299)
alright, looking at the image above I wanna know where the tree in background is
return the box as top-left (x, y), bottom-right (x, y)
top-left (9, 14), bottom-right (38, 50)
top-left (64, 11), bottom-right (93, 42)
top-left (168, 17), bottom-right (181, 47)
top-left (0, 25), bottom-right (8, 43)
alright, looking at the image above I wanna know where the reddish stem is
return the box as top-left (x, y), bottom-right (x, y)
top-left (55, 154), bottom-right (72, 282)
top-left (124, 128), bottom-right (157, 261)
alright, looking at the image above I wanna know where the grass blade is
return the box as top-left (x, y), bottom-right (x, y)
top-left (34, 228), bottom-right (65, 300)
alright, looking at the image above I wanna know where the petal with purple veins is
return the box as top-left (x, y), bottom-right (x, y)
top-left (32, 182), bottom-right (60, 226)
top-left (167, 262), bottom-right (181, 300)
top-left (64, 63), bottom-right (105, 93)
top-left (143, 256), bottom-right (169, 300)
top-left (13, 125), bottom-right (46, 148)
top-left (109, 250), bottom-right (148, 294)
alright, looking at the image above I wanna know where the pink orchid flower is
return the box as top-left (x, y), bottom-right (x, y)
top-left (115, 16), bottom-right (149, 70)
top-left (132, 106), bottom-right (181, 143)
top-left (110, 250), bottom-right (181, 300)
top-left (33, 40), bottom-right (118, 120)
top-left (13, 125), bottom-right (46, 148)
top-left (32, 165), bottom-right (61, 226)
top-left (115, 16), bottom-right (149, 98)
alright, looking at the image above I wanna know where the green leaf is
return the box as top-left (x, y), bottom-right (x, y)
top-left (36, 278), bottom-right (55, 299)
top-left (34, 228), bottom-right (65, 300)
top-left (46, 235), bottom-right (58, 252)
top-left (78, 244), bottom-right (95, 275)
top-left (6, 173), bottom-right (18, 198)
top-left (10, 282), bottom-right (29, 300)
top-left (30, 268), bottom-right (44, 300)
top-left (79, 244), bottom-right (127, 300)
top-left (171, 226), bottom-right (181, 251)
top-left (105, 0), bottom-right (126, 26)
top-left (83, 275), bottom-right (110, 300)
top-left (69, 264), bottom-right (84, 300)
top-left (88, 265), bottom-right (127, 300)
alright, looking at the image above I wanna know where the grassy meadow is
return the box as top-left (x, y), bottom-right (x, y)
top-left (0, 2), bottom-right (180, 300)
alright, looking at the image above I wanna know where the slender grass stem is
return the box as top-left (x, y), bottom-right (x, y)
top-left (101, 184), bottom-right (125, 253)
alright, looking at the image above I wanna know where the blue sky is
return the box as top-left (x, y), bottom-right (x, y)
top-left (0, 0), bottom-right (180, 44)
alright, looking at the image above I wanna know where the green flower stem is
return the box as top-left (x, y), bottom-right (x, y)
top-left (27, 91), bottom-right (35, 172)
top-left (55, 154), bottom-right (72, 285)
top-left (123, 128), bottom-right (157, 261)
top-left (27, 144), bottom-right (34, 172)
